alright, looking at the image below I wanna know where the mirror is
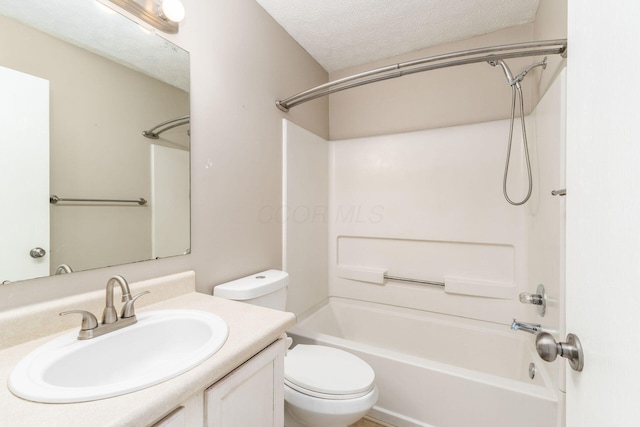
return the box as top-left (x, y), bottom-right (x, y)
top-left (0, 0), bottom-right (190, 284)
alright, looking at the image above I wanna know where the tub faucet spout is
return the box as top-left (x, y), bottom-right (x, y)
top-left (511, 319), bottom-right (542, 335)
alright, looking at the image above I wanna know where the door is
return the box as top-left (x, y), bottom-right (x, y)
top-left (0, 66), bottom-right (50, 282)
top-left (565, 1), bottom-right (640, 425)
top-left (150, 144), bottom-right (190, 258)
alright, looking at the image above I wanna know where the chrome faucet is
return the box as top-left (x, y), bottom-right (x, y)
top-left (102, 275), bottom-right (132, 324)
top-left (60, 275), bottom-right (149, 340)
top-left (511, 319), bottom-right (542, 335)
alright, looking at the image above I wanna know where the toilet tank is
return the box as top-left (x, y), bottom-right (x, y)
top-left (213, 269), bottom-right (288, 311)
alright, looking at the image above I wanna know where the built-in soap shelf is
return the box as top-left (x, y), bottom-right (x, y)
top-left (336, 236), bottom-right (516, 300)
top-left (336, 265), bottom-right (516, 300)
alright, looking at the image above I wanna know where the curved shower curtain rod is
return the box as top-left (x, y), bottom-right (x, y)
top-left (275, 39), bottom-right (567, 112)
top-left (142, 114), bottom-right (190, 139)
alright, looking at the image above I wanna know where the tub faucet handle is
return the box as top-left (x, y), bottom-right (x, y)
top-left (518, 284), bottom-right (547, 317)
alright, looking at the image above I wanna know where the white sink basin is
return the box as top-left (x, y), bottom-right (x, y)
top-left (9, 309), bottom-right (229, 403)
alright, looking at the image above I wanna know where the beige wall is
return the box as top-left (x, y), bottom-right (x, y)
top-left (0, 0), bottom-right (328, 310)
top-left (329, 0), bottom-right (567, 140)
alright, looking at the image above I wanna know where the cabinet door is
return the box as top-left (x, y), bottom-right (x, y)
top-left (205, 340), bottom-right (285, 427)
top-left (151, 392), bottom-right (204, 427)
top-left (152, 407), bottom-right (185, 427)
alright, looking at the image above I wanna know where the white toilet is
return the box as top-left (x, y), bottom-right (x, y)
top-left (214, 270), bottom-right (378, 427)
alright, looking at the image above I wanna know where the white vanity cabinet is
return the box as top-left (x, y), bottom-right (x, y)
top-left (152, 339), bottom-right (285, 427)
top-left (205, 339), bottom-right (285, 427)
top-left (152, 392), bottom-right (204, 426)
top-left (152, 407), bottom-right (188, 427)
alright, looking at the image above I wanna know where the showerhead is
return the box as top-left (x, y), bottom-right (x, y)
top-left (516, 57), bottom-right (548, 82)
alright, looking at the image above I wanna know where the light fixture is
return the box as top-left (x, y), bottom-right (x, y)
top-left (159, 0), bottom-right (186, 23)
top-left (105, 0), bottom-right (185, 34)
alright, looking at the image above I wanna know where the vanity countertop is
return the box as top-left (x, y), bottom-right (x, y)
top-left (0, 272), bottom-right (296, 426)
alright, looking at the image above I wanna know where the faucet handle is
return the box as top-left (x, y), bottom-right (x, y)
top-left (120, 291), bottom-right (150, 319)
top-left (60, 310), bottom-right (98, 331)
top-left (518, 284), bottom-right (547, 317)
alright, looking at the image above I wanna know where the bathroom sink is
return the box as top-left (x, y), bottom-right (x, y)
top-left (8, 309), bottom-right (229, 403)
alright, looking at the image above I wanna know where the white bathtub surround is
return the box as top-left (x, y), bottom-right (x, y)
top-left (283, 119), bottom-right (329, 316)
top-left (329, 70), bottom-right (565, 331)
top-left (0, 271), bottom-right (296, 426)
top-left (290, 297), bottom-right (559, 427)
top-left (526, 70), bottom-right (566, 393)
top-left (329, 118), bottom-right (532, 325)
top-left (283, 71), bottom-right (566, 425)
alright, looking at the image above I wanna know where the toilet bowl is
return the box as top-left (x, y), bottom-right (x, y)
top-left (283, 344), bottom-right (378, 427)
top-left (213, 270), bottom-right (378, 427)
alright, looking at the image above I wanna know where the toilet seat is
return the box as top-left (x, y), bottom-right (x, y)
top-left (284, 345), bottom-right (375, 400)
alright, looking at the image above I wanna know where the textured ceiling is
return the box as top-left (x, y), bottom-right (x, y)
top-left (255, 0), bottom-right (541, 72)
top-left (0, 0), bottom-right (189, 91)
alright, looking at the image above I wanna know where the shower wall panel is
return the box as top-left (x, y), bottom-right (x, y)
top-left (329, 118), bottom-right (531, 323)
top-left (282, 120), bottom-right (329, 315)
top-left (329, 67), bottom-right (565, 326)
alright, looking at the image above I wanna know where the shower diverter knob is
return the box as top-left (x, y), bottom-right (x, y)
top-left (518, 284), bottom-right (547, 316)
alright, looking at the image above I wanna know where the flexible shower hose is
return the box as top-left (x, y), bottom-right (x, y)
top-left (503, 84), bottom-right (533, 206)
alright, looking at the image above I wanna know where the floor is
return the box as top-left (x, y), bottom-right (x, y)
top-left (349, 416), bottom-right (396, 427)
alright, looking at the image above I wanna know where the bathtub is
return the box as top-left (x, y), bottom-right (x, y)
top-left (288, 297), bottom-right (561, 427)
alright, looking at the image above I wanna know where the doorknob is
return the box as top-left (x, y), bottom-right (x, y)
top-left (29, 247), bottom-right (46, 258)
top-left (535, 332), bottom-right (584, 372)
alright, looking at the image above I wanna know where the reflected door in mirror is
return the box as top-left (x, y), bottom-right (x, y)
top-left (0, 66), bottom-right (50, 283)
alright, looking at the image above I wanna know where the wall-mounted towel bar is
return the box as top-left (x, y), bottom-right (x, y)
top-left (50, 195), bottom-right (147, 205)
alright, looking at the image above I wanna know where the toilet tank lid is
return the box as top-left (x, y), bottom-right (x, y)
top-left (213, 269), bottom-right (288, 300)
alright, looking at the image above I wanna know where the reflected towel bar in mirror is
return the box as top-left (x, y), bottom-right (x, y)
top-left (50, 195), bottom-right (147, 205)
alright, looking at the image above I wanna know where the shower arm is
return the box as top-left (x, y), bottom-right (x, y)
top-left (488, 59), bottom-right (518, 87)
top-left (489, 58), bottom-right (548, 88)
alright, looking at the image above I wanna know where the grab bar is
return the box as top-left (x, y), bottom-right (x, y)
top-left (50, 195), bottom-right (147, 205)
top-left (337, 266), bottom-right (515, 299)
top-left (383, 274), bottom-right (445, 287)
